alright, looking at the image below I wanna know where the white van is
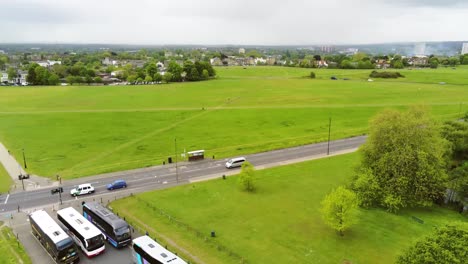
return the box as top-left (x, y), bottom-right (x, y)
top-left (70, 183), bottom-right (95, 196)
top-left (225, 157), bottom-right (246, 169)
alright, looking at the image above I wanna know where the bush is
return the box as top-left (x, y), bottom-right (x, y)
top-left (369, 71), bottom-right (404, 78)
top-left (310, 72), bottom-right (316, 79)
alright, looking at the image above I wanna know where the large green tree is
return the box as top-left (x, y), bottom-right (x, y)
top-left (7, 67), bottom-right (16, 81)
top-left (320, 186), bottom-right (359, 236)
top-left (397, 223), bottom-right (468, 264)
top-left (356, 107), bottom-right (449, 211)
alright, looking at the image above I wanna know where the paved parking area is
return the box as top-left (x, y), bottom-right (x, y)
top-left (4, 199), bottom-right (137, 264)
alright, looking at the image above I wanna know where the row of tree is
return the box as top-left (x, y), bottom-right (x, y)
top-left (26, 63), bottom-right (60, 85)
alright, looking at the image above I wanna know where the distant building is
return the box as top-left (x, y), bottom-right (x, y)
top-left (1, 72), bottom-right (8, 83)
top-left (266, 56), bottom-right (276, 65)
top-left (210, 57), bottom-right (223, 66)
top-left (239, 48), bottom-right (245, 54)
top-left (102, 57), bottom-right (118, 66)
top-left (37, 60), bottom-right (62, 68)
top-left (414, 43), bottom-right (426, 56)
top-left (0, 50), bottom-right (5, 54)
top-left (409, 55), bottom-right (429, 66)
top-left (462, 43), bottom-right (468, 55)
top-left (14, 71), bottom-right (28, 85)
top-left (321, 46), bottom-right (334, 53)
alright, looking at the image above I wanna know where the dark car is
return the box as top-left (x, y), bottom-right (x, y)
top-left (330, 76), bottom-right (338, 80)
top-left (107, 180), bottom-right (127, 190)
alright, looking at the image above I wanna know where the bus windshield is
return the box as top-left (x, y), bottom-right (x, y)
top-left (86, 235), bottom-right (104, 251)
top-left (57, 244), bottom-right (78, 260)
top-left (115, 226), bottom-right (130, 241)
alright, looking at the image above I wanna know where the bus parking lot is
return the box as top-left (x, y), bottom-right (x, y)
top-left (5, 199), bottom-right (136, 264)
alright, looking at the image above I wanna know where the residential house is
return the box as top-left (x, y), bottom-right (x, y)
top-left (408, 55), bottom-right (428, 66)
top-left (37, 61), bottom-right (49, 67)
top-left (102, 57), bottom-right (119, 66)
top-left (239, 48), bottom-right (245, 54)
top-left (375, 59), bottom-right (390, 69)
top-left (266, 56), bottom-right (276, 65)
top-left (1, 72), bottom-right (8, 83)
top-left (255, 57), bottom-right (266, 65)
top-left (125, 60), bottom-right (146, 68)
top-left (111, 70), bottom-right (123, 77)
top-left (315, 60), bottom-right (329, 68)
top-left (15, 71), bottom-right (28, 85)
top-left (210, 57), bottom-right (223, 66)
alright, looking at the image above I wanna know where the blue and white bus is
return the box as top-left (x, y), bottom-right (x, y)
top-left (29, 210), bottom-right (79, 264)
top-left (82, 201), bottom-right (131, 248)
top-left (57, 207), bottom-right (105, 257)
top-left (132, 235), bottom-right (187, 264)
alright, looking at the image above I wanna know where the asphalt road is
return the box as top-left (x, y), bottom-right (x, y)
top-left (0, 135), bottom-right (366, 214)
top-left (0, 135), bottom-right (366, 264)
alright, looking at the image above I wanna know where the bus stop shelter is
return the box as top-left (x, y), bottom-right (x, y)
top-left (187, 150), bottom-right (205, 161)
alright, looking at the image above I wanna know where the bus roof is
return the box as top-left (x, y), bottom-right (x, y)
top-left (83, 202), bottom-right (128, 230)
top-left (29, 210), bottom-right (70, 244)
top-left (133, 236), bottom-right (187, 264)
top-left (57, 207), bottom-right (102, 239)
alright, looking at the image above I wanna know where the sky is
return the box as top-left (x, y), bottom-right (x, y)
top-left (0, 0), bottom-right (467, 45)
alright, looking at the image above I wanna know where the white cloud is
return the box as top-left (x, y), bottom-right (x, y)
top-left (0, 0), bottom-right (467, 44)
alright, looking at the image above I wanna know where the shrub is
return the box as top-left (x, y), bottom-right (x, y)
top-left (369, 71), bottom-right (404, 78)
top-left (310, 72), bottom-right (316, 79)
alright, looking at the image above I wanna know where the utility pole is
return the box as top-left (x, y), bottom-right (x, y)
top-left (22, 148), bottom-right (27, 169)
top-left (175, 138), bottom-right (179, 183)
top-left (327, 117), bottom-right (332, 156)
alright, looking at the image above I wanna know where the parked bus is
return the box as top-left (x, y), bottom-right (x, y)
top-left (29, 210), bottom-right (79, 264)
top-left (132, 235), bottom-right (187, 264)
top-left (57, 207), bottom-right (105, 257)
top-left (82, 201), bottom-right (131, 248)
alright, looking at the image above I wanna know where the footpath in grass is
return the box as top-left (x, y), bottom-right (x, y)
top-left (0, 222), bottom-right (32, 264)
top-left (111, 153), bottom-right (467, 264)
top-left (0, 163), bottom-right (12, 194)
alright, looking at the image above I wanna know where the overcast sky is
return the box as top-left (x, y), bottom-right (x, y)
top-left (0, 0), bottom-right (467, 45)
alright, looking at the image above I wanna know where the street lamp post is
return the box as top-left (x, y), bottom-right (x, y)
top-left (175, 138), bottom-right (179, 183)
top-left (327, 117), bottom-right (332, 156)
top-left (22, 148), bottom-right (27, 169)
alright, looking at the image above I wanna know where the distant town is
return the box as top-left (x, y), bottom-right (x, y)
top-left (1, 41), bottom-right (468, 86)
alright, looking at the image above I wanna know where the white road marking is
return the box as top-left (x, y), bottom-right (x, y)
top-left (4, 194), bottom-right (9, 204)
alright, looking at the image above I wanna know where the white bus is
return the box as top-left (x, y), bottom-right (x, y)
top-left (132, 235), bottom-right (187, 264)
top-left (57, 207), bottom-right (105, 257)
top-left (29, 210), bottom-right (79, 264)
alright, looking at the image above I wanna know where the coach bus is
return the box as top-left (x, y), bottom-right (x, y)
top-left (132, 235), bottom-right (188, 264)
top-left (82, 201), bottom-right (132, 248)
top-left (57, 207), bottom-right (105, 257)
top-left (29, 210), bottom-right (79, 264)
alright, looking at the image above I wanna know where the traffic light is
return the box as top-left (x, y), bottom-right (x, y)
top-left (51, 187), bottom-right (63, 195)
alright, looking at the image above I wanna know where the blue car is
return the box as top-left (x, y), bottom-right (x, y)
top-left (107, 180), bottom-right (127, 190)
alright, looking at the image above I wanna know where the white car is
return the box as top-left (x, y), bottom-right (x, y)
top-left (225, 157), bottom-right (246, 169)
top-left (70, 183), bottom-right (95, 196)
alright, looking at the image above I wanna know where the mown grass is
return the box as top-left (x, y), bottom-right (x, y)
top-left (0, 66), bottom-right (467, 178)
top-left (111, 152), bottom-right (467, 264)
top-left (0, 222), bottom-right (32, 264)
top-left (0, 163), bottom-right (12, 193)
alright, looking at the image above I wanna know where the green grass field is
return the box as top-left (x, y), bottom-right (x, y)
top-left (0, 222), bottom-right (32, 264)
top-left (0, 163), bottom-right (12, 194)
top-left (110, 153), bottom-right (467, 264)
top-left (0, 66), bottom-right (467, 178)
